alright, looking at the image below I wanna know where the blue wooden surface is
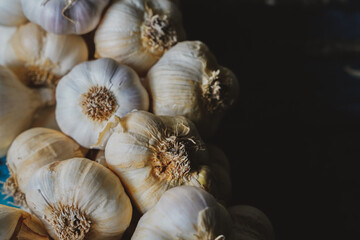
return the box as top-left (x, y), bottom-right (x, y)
top-left (0, 156), bottom-right (17, 207)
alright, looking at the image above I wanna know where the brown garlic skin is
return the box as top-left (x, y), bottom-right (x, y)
top-left (105, 110), bottom-right (231, 213)
top-left (146, 41), bottom-right (239, 140)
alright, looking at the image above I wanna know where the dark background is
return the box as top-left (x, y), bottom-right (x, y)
top-left (179, 1), bottom-right (360, 239)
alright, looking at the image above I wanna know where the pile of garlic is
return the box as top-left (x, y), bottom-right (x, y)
top-left (0, 0), bottom-right (275, 239)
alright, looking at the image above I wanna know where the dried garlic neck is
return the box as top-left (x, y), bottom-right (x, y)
top-left (26, 59), bottom-right (58, 88)
top-left (1, 173), bottom-right (26, 207)
top-left (81, 86), bottom-right (117, 122)
top-left (151, 132), bottom-right (201, 186)
top-left (46, 204), bottom-right (91, 240)
top-left (202, 69), bottom-right (228, 113)
top-left (141, 3), bottom-right (177, 57)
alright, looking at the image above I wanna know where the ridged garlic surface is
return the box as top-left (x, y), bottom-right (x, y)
top-left (26, 158), bottom-right (133, 240)
top-left (6, 22), bottom-right (88, 87)
top-left (94, 0), bottom-right (186, 76)
top-left (132, 186), bottom-right (233, 240)
top-left (0, 0), bottom-right (27, 27)
top-left (0, 204), bottom-right (50, 240)
top-left (0, 66), bottom-right (53, 157)
top-left (228, 205), bottom-right (275, 240)
top-left (105, 110), bottom-right (229, 213)
top-left (0, 25), bottom-right (16, 65)
top-left (21, 0), bottom-right (110, 35)
top-left (146, 41), bottom-right (239, 139)
top-left (55, 58), bottom-right (149, 149)
top-left (3, 127), bottom-right (85, 207)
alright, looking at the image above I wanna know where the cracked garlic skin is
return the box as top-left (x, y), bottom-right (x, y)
top-left (146, 41), bottom-right (239, 140)
top-left (132, 186), bottom-right (233, 240)
top-left (94, 0), bottom-right (186, 76)
top-left (0, 0), bottom-right (27, 27)
top-left (55, 58), bottom-right (149, 149)
top-left (5, 22), bottom-right (88, 88)
top-left (26, 158), bottom-right (133, 240)
top-left (3, 127), bottom-right (85, 207)
top-left (0, 66), bottom-right (53, 157)
top-left (105, 110), bottom-right (229, 213)
top-left (0, 204), bottom-right (50, 240)
top-left (228, 205), bottom-right (275, 240)
top-left (21, 0), bottom-right (110, 35)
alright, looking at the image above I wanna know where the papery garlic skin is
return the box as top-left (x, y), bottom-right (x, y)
top-left (0, 204), bottom-right (50, 240)
top-left (0, 25), bottom-right (16, 65)
top-left (21, 0), bottom-right (110, 35)
top-left (228, 205), bottom-right (275, 240)
top-left (132, 186), bottom-right (233, 240)
top-left (26, 158), bottom-right (133, 240)
top-left (55, 58), bottom-right (149, 149)
top-left (94, 0), bottom-right (186, 76)
top-left (3, 127), bottom-right (85, 206)
top-left (0, 0), bottom-right (27, 27)
top-left (0, 66), bottom-right (52, 157)
top-left (6, 22), bottom-right (88, 87)
top-left (105, 110), bottom-right (230, 213)
top-left (146, 41), bottom-right (239, 139)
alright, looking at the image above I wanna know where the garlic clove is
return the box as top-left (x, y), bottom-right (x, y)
top-left (146, 40), bottom-right (240, 140)
top-left (0, 204), bottom-right (50, 239)
top-left (2, 127), bottom-right (86, 207)
top-left (6, 22), bottom-right (88, 88)
top-left (131, 185), bottom-right (233, 240)
top-left (55, 58), bottom-right (149, 149)
top-left (94, 0), bottom-right (186, 76)
top-left (105, 110), bottom-right (229, 213)
top-left (0, 66), bottom-right (52, 157)
top-left (0, 0), bottom-right (27, 27)
top-left (26, 158), bottom-right (133, 240)
top-left (21, 0), bottom-right (111, 35)
top-left (228, 205), bottom-right (275, 240)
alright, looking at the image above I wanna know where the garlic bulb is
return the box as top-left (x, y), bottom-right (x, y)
top-left (26, 158), bottom-right (133, 240)
top-left (21, 0), bottom-right (110, 35)
top-left (0, 204), bottom-right (50, 240)
top-left (6, 22), bottom-right (88, 87)
top-left (94, 0), bottom-right (186, 76)
top-left (0, 65), bottom-right (53, 157)
top-left (0, 25), bottom-right (16, 65)
top-left (228, 205), bottom-right (275, 240)
top-left (55, 58), bottom-right (149, 149)
top-left (132, 185), bottom-right (233, 240)
top-left (2, 127), bottom-right (85, 206)
top-left (0, 0), bottom-right (27, 27)
top-left (105, 110), bottom-right (229, 213)
top-left (146, 41), bottom-right (239, 139)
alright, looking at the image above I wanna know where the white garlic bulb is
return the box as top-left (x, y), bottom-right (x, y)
top-left (26, 158), bottom-right (133, 240)
top-left (228, 205), bottom-right (275, 240)
top-left (0, 204), bottom-right (50, 240)
top-left (21, 0), bottom-right (110, 35)
top-left (146, 41), bottom-right (239, 139)
top-left (55, 58), bottom-right (149, 149)
top-left (2, 127), bottom-right (85, 206)
top-left (0, 25), bottom-right (16, 65)
top-left (5, 22), bottom-right (88, 87)
top-left (132, 185), bottom-right (233, 240)
top-left (0, 65), bottom-right (53, 157)
top-left (0, 0), bottom-right (27, 27)
top-left (105, 110), bottom-right (229, 213)
top-left (94, 0), bottom-right (186, 76)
